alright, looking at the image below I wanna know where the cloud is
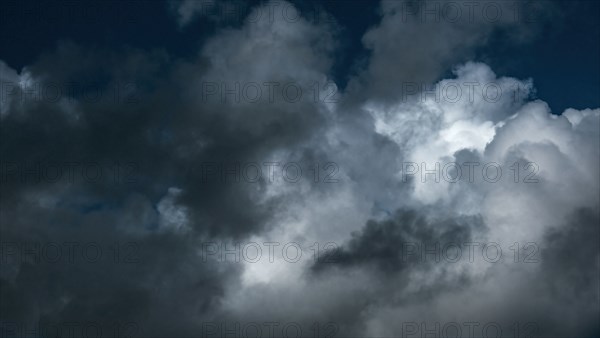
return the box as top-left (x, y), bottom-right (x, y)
top-left (349, 0), bottom-right (554, 103)
top-left (1, 0), bottom-right (598, 337)
top-left (0, 2), bottom-right (341, 335)
top-left (312, 209), bottom-right (480, 274)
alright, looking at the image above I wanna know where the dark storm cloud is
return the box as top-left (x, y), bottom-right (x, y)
top-left (305, 208), bottom-right (599, 338)
top-left (542, 208), bottom-right (600, 295)
top-left (0, 29), bottom-right (335, 238)
top-left (444, 207), bottom-right (600, 338)
top-left (312, 208), bottom-right (480, 274)
top-left (1, 2), bottom-right (339, 334)
top-left (534, 208), bottom-right (600, 336)
top-left (304, 209), bottom-right (484, 335)
top-left (0, 214), bottom-right (239, 337)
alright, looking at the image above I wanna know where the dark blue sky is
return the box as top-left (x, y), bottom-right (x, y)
top-left (1, 0), bottom-right (598, 113)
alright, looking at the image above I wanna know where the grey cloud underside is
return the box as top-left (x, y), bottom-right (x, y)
top-left (309, 208), bottom-right (599, 337)
top-left (0, 10), bottom-right (340, 334)
top-left (0, 51), bottom-right (328, 336)
top-left (1, 1), bottom-right (599, 337)
top-left (312, 209), bottom-right (480, 273)
top-left (1, 41), bottom-right (332, 239)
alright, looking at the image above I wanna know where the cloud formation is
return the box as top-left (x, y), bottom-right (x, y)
top-left (1, 1), bottom-right (598, 337)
